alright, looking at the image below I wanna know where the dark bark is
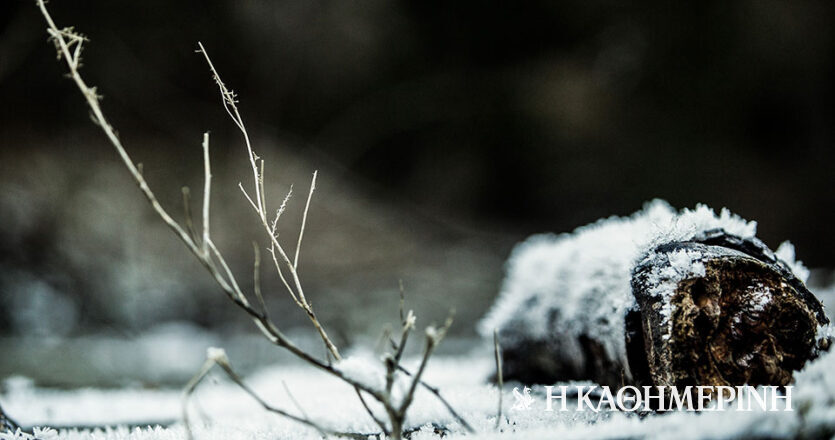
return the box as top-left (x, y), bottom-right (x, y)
top-left (627, 230), bottom-right (829, 388)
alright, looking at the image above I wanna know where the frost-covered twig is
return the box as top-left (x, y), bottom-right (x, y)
top-left (38, 0), bottom-right (367, 393)
top-left (390, 363), bottom-right (475, 433)
top-left (398, 313), bottom-right (453, 415)
top-left (182, 349), bottom-right (352, 439)
top-left (181, 356), bottom-right (216, 440)
top-left (385, 298), bottom-right (475, 433)
top-left (36, 2), bottom-right (470, 439)
top-left (37, 0), bottom-right (200, 260)
top-left (194, 42), bottom-right (472, 437)
top-left (196, 42), bottom-right (340, 362)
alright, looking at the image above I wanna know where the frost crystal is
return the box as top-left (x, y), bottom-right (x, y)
top-left (749, 287), bottom-right (772, 312)
top-left (206, 347), bottom-right (228, 363)
top-left (405, 310), bottom-right (416, 329)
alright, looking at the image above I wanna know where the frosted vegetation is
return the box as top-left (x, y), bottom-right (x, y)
top-left (17, 1), bottom-right (833, 438)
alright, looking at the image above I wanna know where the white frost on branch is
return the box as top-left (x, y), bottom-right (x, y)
top-left (205, 347), bottom-right (228, 364)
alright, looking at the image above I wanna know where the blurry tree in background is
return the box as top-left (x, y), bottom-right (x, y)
top-left (0, 0), bottom-right (833, 381)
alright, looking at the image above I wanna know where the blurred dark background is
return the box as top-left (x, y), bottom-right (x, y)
top-left (1, 1), bottom-right (834, 386)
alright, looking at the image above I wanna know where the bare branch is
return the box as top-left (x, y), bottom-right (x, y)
top-left (196, 44), bottom-right (339, 361)
top-left (393, 363), bottom-right (475, 433)
top-left (258, 159), bottom-right (267, 220)
top-left (37, 0), bottom-right (200, 258)
top-left (252, 243), bottom-right (269, 318)
top-left (294, 171), bottom-right (317, 269)
top-left (184, 349), bottom-right (361, 439)
top-left (238, 182), bottom-right (259, 212)
top-left (354, 389), bottom-right (389, 436)
top-left (393, 310), bottom-right (415, 366)
top-left (269, 244), bottom-right (301, 306)
top-left (182, 358), bottom-right (215, 440)
top-left (397, 314), bottom-right (454, 417)
top-left (182, 186), bottom-right (199, 245)
top-left (206, 238), bottom-right (246, 305)
top-left (494, 328), bottom-right (503, 429)
top-left (391, 311), bottom-right (476, 434)
top-left (197, 42), bottom-right (263, 220)
top-left (40, 0), bottom-right (380, 429)
top-left (214, 357), bottom-right (351, 437)
top-left (36, 5), bottom-right (472, 438)
top-left (201, 132), bottom-right (211, 254)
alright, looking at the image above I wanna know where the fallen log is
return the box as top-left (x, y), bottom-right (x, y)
top-left (480, 201), bottom-right (831, 389)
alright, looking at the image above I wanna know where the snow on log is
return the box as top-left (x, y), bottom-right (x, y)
top-left (479, 200), bottom-right (831, 388)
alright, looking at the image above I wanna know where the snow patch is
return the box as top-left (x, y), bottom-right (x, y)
top-left (6, 348), bottom-right (835, 439)
top-left (334, 354), bottom-right (387, 393)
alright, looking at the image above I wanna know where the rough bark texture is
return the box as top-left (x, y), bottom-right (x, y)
top-left (627, 230), bottom-right (830, 389)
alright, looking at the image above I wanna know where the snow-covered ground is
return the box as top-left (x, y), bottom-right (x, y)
top-left (3, 342), bottom-right (835, 440)
top-left (3, 203), bottom-right (834, 439)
